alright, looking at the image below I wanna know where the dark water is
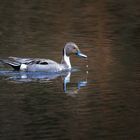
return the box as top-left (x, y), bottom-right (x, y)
top-left (0, 0), bottom-right (140, 140)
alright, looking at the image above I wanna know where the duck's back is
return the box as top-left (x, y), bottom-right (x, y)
top-left (9, 57), bottom-right (58, 65)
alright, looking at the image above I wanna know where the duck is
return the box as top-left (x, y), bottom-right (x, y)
top-left (0, 42), bottom-right (87, 72)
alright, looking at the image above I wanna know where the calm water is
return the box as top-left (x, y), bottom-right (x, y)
top-left (0, 0), bottom-right (140, 140)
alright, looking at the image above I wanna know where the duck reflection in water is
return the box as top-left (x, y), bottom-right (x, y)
top-left (0, 69), bottom-right (88, 95)
top-left (62, 71), bottom-right (88, 95)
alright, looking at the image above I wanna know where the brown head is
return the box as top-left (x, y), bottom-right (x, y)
top-left (63, 42), bottom-right (87, 58)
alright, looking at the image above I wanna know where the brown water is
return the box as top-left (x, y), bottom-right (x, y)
top-left (0, 0), bottom-right (140, 140)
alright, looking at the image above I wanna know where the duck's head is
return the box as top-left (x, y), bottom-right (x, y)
top-left (63, 42), bottom-right (87, 58)
top-left (61, 42), bottom-right (87, 69)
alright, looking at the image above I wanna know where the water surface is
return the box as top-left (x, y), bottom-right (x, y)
top-left (0, 0), bottom-right (140, 140)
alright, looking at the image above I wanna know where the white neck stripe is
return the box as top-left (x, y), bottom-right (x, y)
top-left (64, 54), bottom-right (71, 69)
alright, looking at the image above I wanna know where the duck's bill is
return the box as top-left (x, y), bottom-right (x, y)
top-left (77, 51), bottom-right (87, 58)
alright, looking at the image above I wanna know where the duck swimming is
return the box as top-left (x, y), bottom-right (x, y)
top-left (0, 42), bottom-right (87, 72)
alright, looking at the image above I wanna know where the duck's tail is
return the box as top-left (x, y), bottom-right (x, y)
top-left (0, 59), bottom-right (21, 70)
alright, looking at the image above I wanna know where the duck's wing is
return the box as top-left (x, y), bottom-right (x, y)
top-left (9, 57), bottom-right (58, 65)
top-left (30, 59), bottom-right (58, 65)
top-left (9, 57), bottom-right (34, 64)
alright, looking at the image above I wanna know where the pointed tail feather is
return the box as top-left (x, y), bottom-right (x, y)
top-left (0, 59), bottom-right (21, 70)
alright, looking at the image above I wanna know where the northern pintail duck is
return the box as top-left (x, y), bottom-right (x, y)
top-left (0, 42), bottom-right (87, 72)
